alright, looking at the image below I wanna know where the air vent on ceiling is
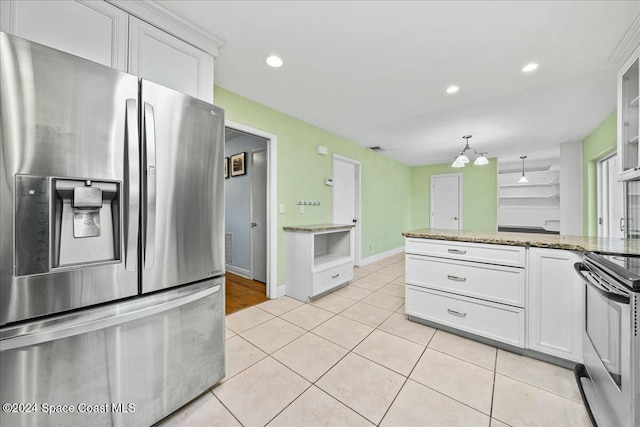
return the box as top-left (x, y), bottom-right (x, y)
top-left (368, 146), bottom-right (383, 151)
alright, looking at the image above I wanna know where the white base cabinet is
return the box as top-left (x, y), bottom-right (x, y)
top-left (405, 238), bottom-right (526, 347)
top-left (405, 238), bottom-right (585, 363)
top-left (527, 248), bottom-right (583, 362)
top-left (285, 228), bottom-right (354, 302)
top-left (406, 285), bottom-right (525, 347)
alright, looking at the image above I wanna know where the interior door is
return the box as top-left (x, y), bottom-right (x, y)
top-left (332, 155), bottom-right (360, 264)
top-left (251, 149), bottom-right (267, 283)
top-left (431, 174), bottom-right (461, 230)
top-left (598, 155), bottom-right (624, 238)
top-left (141, 80), bottom-right (224, 293)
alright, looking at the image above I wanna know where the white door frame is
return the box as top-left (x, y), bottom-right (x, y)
top-left (430, 173), bottom-right (463, 230)
top-left (225, 120), bottom-right (279, 299)
top-left (249, 147), bottom-right (267, 282)
top-left (332, 153), bottom-right (362, 266)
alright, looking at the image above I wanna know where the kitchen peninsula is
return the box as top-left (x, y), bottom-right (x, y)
top-left (402, 228), bottom-right (639, 365)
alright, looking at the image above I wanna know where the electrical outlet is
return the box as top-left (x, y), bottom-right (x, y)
top-left (279, 204), bottom-right (285, 214)
top-left (299, 205), bottom-right (304, 214)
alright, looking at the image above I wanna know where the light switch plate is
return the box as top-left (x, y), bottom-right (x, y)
top-left (279, 204), bottom-right (285, 214)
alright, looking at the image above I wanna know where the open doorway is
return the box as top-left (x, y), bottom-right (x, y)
top-left (224, 127), bottom-right (270, 314)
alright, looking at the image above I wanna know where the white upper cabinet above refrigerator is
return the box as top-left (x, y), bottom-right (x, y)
top-left (618, 44), bottom-right (640, 181)
top-left (129, 17), bottom-right (214, 103)
top-left (0, 0), bottom-right (221, 103)
top-left (0, 0), bottom-right (129, 71)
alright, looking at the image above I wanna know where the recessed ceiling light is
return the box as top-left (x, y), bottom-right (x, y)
top-left (446, 85), bottom-right (459, 94)
top-left (522, 63), bottom-right (539, 73)
top-left (265, 55), bottom-right (283, 68)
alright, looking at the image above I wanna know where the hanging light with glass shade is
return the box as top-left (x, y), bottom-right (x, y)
top-left (451, 135), bottom-right (488, 168)
top-left (519, 155), bottom-right (529, 183)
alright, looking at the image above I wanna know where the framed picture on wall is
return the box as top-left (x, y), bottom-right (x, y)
top-left (231, 152), bottom-right (246, 177)
top-left (224, 157), bottom-right (229, 179)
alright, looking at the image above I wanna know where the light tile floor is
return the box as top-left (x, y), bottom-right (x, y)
top-left (159, 252), bottom-right (591, 427)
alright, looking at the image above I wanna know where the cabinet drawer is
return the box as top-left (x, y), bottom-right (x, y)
top-left (406, 255), bottom-right (525, 307)
top-left (405, 285), bottom-right (525, 347)
top-left (312, 262), bottom-right (353, 296)
top-left (405, 238), bottom-right (525, 267)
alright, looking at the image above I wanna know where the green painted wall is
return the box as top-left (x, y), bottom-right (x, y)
top-left (582, 111), bottom-right (617, 236)
top-left (215, 86), bottom-right (412, 285)
top-left (410, 160), bottom-right (498, 231)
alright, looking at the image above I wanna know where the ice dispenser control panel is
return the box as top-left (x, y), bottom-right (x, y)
top-left (15, 175), bottom-right (50, 276)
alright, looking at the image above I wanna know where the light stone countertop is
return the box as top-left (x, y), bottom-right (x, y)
top-left (283, 223), bottom-right (355, 232)
top-left (402, 228), bottom-right (640, 255)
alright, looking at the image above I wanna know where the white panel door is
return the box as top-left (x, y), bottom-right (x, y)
top-left (251, 149), bottom-right (267, 283)
top-left (431, 174), bottom-right (461, 230)
top-left (332, 155), bottom-right (360, 264)
top-left (0, 0), bottom-right (128, 71)
top-left (599, 155), bottom-right (624, 239)
top-left (129, 17), bottom-right (214, 103)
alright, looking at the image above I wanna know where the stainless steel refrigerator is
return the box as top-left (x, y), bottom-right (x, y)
top-left (0, 33), bottom-right (225, 426)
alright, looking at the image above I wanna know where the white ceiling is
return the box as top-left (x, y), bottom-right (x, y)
top-left (159, 0), bottom-right (639, 167)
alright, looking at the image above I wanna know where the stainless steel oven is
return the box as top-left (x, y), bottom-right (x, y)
top-left (574, 252), bottom-right (640, 427)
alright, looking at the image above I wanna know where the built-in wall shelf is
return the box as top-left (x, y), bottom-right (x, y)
top-left (498, 168), bottom-right (560, 231)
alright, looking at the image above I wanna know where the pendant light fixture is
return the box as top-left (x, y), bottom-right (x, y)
top-left (519, 156), bottom-right (529, 183)
top-left (451, 135), bottom-right (488, 168)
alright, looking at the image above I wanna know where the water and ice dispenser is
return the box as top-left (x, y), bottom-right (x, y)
top-left (15, 175), bottom-right (121, 276)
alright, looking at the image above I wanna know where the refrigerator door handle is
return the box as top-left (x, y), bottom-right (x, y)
top-left (143, 102), bottom-right (157, 269)
top-left (125, 98), bottom-right (140, 271)
top-left (0, 283), bottom-right (221, 351)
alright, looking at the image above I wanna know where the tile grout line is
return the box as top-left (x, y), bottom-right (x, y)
top-left (489, 348), bottom-right (498, 423)
top-left (220, 334), bottom-right (269, 383)
top-left (377, 331), bottom-right (434, 426)
top-left (428, 346), bottom-right (496, 372)
top-left (402, 332), bottom-right (496, 420)
top-left (261, 380), bottom-right (315, 426)
top-left (494, 371), bottom-right (586, 405)
top-left (210, 391), bottom-right (245, 427)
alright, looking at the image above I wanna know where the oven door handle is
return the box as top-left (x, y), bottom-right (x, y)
top-left (574, 263), bottom-right (630, 305)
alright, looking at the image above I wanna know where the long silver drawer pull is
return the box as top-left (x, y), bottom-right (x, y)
top-left (447, 275), bottom-right (467, 282)
top-left (447, 309), bottom-right (467, 317)
top-left (331, 274), bottom-right (340, 279)
top-left (448, 249), bottom-right (467, 254)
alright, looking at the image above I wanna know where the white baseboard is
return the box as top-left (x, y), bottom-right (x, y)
top-left (359, 246), bottom-right (404, 266)
top-left (277, 285), bottom-right (286, 298)
top-left (225, 264), bottom-right (250, 279)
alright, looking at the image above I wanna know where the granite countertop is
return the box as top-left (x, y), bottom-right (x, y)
top-left (402, 228), bottom-right (640, 255)
top-left (283, 223), bottom-right (355, 232)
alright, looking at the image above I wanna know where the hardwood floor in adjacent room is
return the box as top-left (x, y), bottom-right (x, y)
top-left (225, 272), bottom-right (267, 315)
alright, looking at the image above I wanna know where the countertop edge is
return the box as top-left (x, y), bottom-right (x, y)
top-left (402, 232), bottom-right (586, 251)
top-left (402, 230), bottom-right (639, 254)
top-left (284, 224), bottom-right (355, 232)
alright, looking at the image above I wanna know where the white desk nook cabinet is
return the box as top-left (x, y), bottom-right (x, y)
top-left (284, 224), bottom-right (355, 302)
